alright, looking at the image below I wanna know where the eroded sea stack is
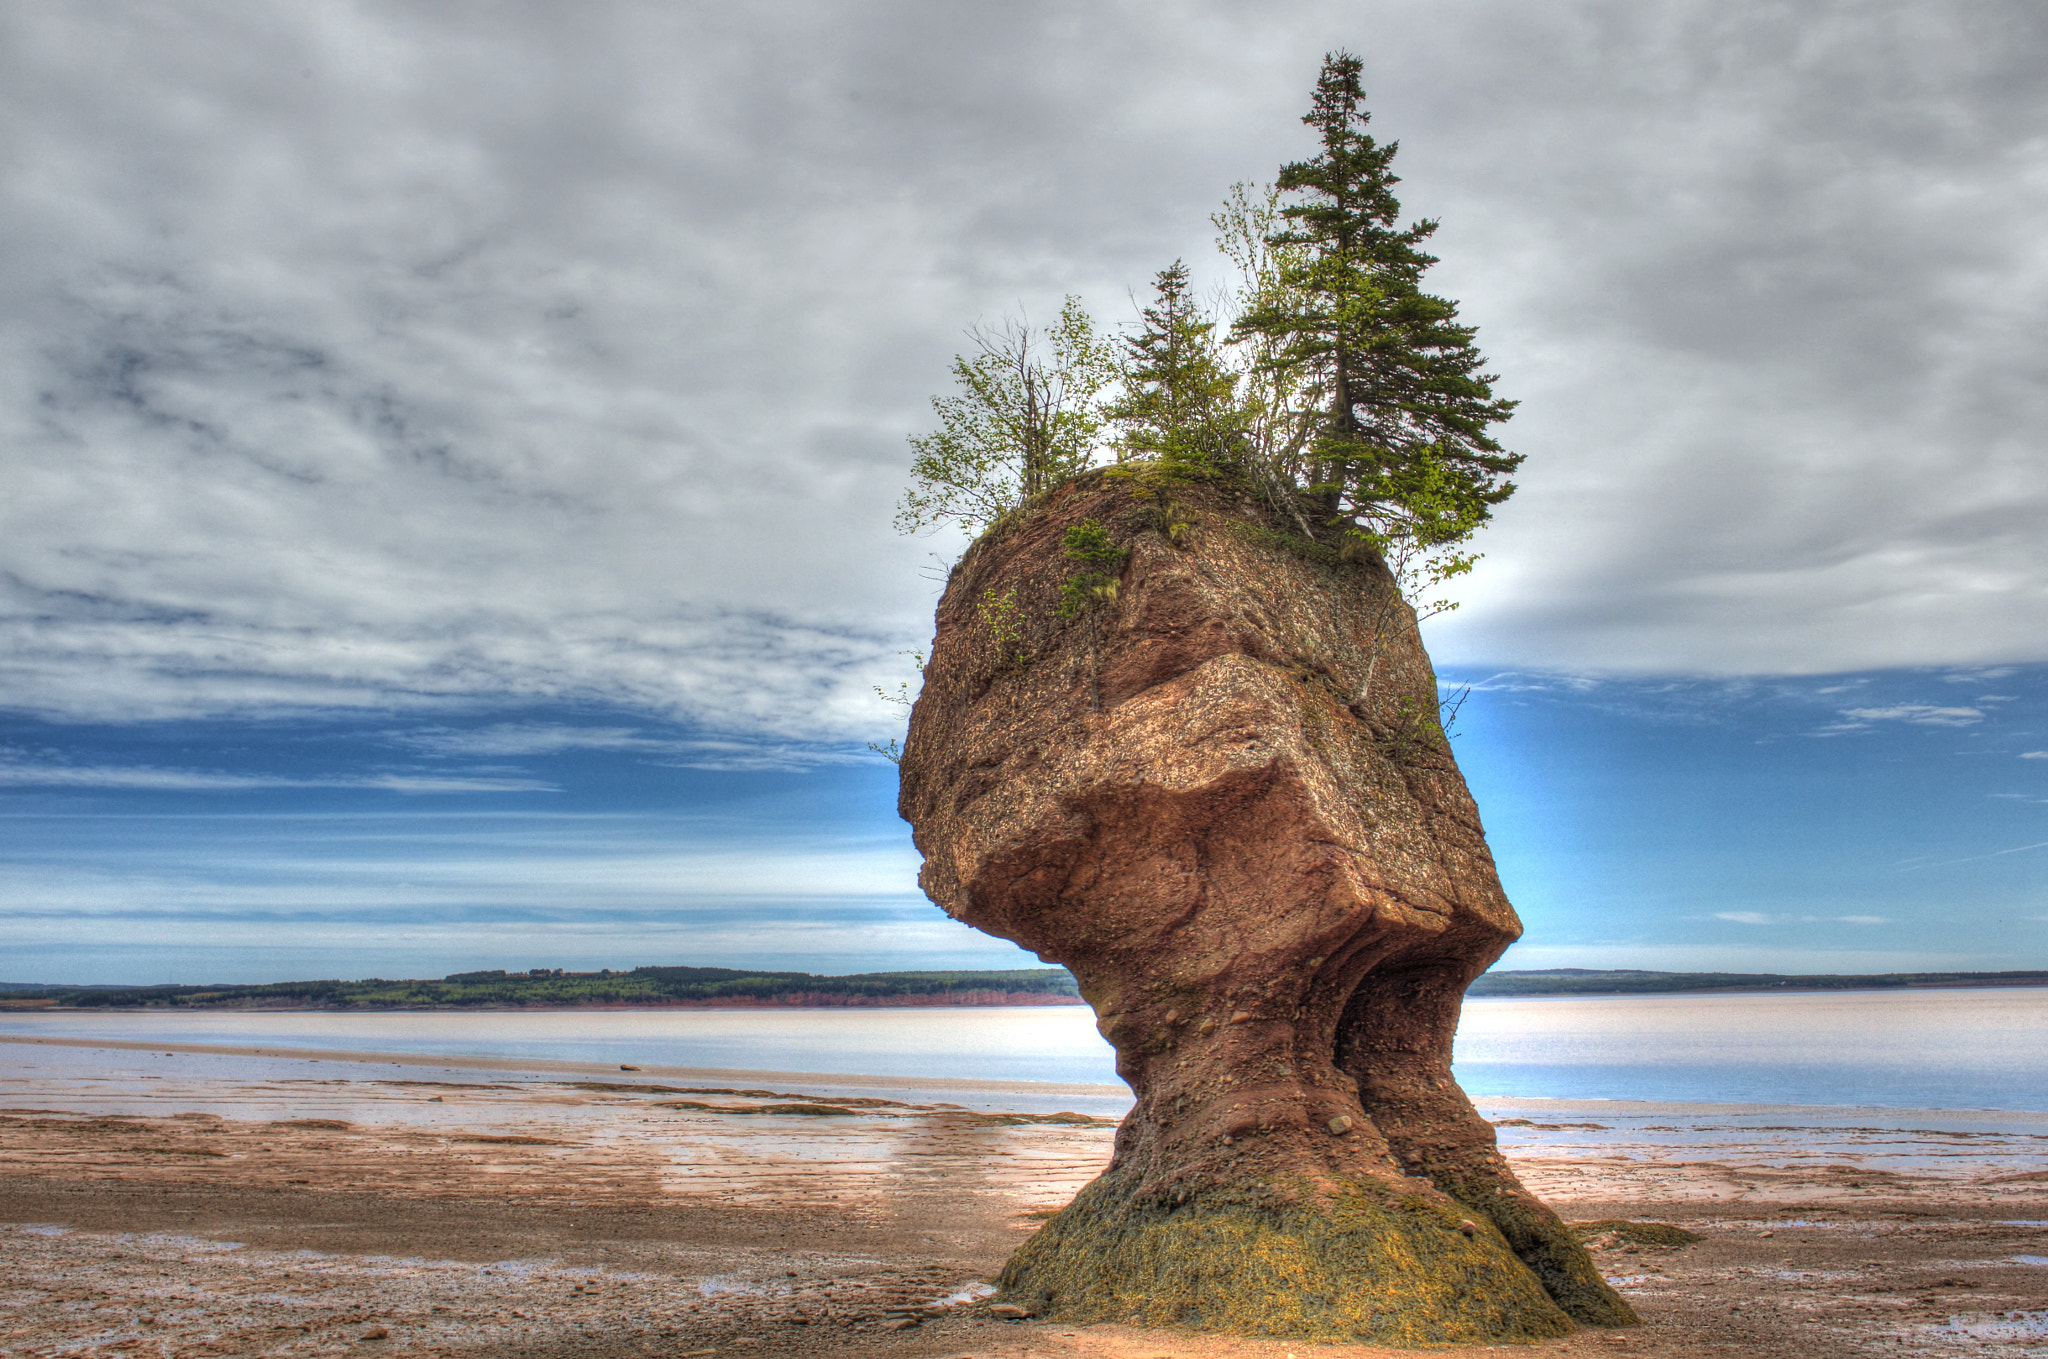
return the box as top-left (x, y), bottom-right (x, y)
top-left (898, 470), bottom-right (1635, 1343)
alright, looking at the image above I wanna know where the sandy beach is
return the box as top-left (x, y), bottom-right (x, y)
top-left (4, 1033), bottom-right (2047, 1359)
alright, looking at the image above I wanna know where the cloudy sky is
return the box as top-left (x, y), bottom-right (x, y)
top-left (3, 0), bottom-right (2045, 983)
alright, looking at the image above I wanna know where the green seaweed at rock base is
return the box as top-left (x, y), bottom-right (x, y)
top-left (1425, 1166), bottom-right (1639, 1326)
top-left (997, 1174), bottom-right (1580, 1345)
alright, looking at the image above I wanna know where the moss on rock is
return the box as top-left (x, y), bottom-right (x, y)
top-left (997, 1174), bottom-right (1578, 1344)
top-left (1427, 1167), bottom-right (1638, 1326)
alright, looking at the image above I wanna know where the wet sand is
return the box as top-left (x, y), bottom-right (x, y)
top-left (4, 1036), bottom-right (2046, 1358)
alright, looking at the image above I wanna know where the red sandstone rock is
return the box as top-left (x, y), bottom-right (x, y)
top-left (898, 470), bottom-right (1632, 1341)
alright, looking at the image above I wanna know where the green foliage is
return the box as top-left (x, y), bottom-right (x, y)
top-left (868, 648), bottom-right (926, 762)
top-left (1227, 52), bottom-right (1519, 613)
top-left (1103, 463), bottom-right (1209, 548)
top-left (892, 57), bottom-right (1515, 597)
top-left (1107, 262), bottom-right (1247, 473)
top-left (1212, 182), bottom-right (1322, 490)
top-left (1056, 518), bottom-right (1128, 620)
top-left (1223, 519), bottom-right (1344, 569)
top-left (877, 54), bottom-right (1524, 769)
top-left (897, 297), bottom-right (1118, 536)
top-left (1371, 683), bottom-right (1469, 765)
top-left (976, 586), bottom-right (1030, 668)
top-left (1378, 692), bottom-right (1445, 765)
top-left (1153, 496), bottom-right (1196, 548)
top-left (872, 649), bottom-right (925, 710)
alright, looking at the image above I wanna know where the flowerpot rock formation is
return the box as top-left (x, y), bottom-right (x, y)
top-left (898, 470), bottom-right (1635, 1344)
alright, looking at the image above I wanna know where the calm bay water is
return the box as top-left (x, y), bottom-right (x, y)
top-left (1452, 987), bottom-right (2048, 1110)
top-left (0, 1005), bottom-right (1113, 1086)
top-left (4, 986), bottom-right (2045, 1111)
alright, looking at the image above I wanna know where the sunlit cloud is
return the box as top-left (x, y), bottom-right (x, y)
top-left (1840, 705), bottom-right (1984, 726)
top-left (381, 722), bottom-right (877, 773)
top-left (1819, 702), bottom-right (1990, 734)
top-left (0, 756), bottom-right (551, 794)
top-left (1707, 911), bottom-right (1889, 927)
top-left (390, 726), bottom-right (677, 757)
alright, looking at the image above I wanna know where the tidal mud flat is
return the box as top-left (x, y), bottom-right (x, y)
top-left (3, 1038), bottom-right (2047, 1359)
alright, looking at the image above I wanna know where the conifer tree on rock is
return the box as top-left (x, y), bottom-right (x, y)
top-left (1108, 261), bottom-right (1246, 473)
top-left (1235, 51), bottom-right (1519, 589)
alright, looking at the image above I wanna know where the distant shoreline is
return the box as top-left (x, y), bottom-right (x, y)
top-left (1467, 981), bottom-right (2048, 1000)
top-left (7, 966), bottom-right (2047, 1010)
top-left (0, 990), bottom-right (1090, 1013)
top-left (0, 967), bottom-right (1086, 1012)
top-left (1465, 967), bottom-right (2048, 998)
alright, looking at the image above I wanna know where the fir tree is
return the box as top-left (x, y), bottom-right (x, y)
top-left (1235, 52), bottom-right (1520, 570)
top-left (1107, 261), bottom-right (1243, 471)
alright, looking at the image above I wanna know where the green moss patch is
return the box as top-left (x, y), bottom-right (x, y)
top-left (1222, 519), bottom-right (1348, 570)
top-left (995, 1175), bottom-right (1578, 1344)
top-left (1423, 1167), bottom-right (1639, 1327)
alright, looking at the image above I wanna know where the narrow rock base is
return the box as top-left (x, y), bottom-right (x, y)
top-left (1427, 1164), bottom-right (1640, 1327)
top-left (997, 1173), bottom-right (1583, 1344)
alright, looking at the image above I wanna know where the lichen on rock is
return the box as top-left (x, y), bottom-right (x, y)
top-left (898, 468), bottom-right (1635, 1343)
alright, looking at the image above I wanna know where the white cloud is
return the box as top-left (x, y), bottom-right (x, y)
top-left (2023, 751), bottom-right (2048, 760)
top-left (1827, 915), bottom-right (1890, 926)
top-left (0, 757), bottom-right (550, 794)
top-left (1714, 911), bottom-right (1775, 925)
top-left (390, 725), bottom-right (680, 758)
top-left (1451, 671), bottom-right (1603, 695)
top-left (383, 723), bottom-right (870, 771)
top-left (1839, 705), bottom-right (1985, 727)
top-left (0, 842), bottom-right (920, 912)
top-left (3, 0), bottom-right (2048, 740)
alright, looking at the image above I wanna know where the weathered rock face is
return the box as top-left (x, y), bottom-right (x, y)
top-left (899, 471), bottom-right (1634, 1343)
